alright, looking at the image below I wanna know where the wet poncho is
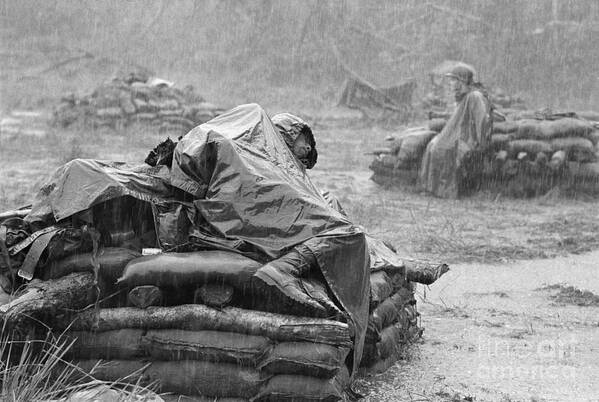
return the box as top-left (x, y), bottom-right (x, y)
top-left (419, 89), bottom-right (492, 198)
top-left (27, 104), bottom-right (369, 374)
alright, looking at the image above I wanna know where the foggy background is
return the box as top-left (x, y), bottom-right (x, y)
top-left (1, 0), bottom-right (598, 115)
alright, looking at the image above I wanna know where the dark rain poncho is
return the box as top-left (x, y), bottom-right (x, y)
top-left (26, 103), bottom-right (370, 373)
top-left (420, 89), bottom-right (492, 198)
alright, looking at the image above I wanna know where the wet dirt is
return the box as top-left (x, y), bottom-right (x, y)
top-left (358, 251), bottom-right (599, 401)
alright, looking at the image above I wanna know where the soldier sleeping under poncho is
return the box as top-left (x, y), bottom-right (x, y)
top-left (4, 104), bottom-right (447, 384)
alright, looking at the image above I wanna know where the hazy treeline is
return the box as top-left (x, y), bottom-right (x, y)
top-left (1, 0), bottom-right (598, 111)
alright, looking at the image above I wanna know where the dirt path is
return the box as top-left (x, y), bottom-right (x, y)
top-left (359, 251), bottom-right (599, 401)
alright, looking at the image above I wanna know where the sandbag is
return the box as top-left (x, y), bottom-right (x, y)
top-left (377, 154), bottom-right (399, 168)
top-left (396, 130), bottom-right (437, 166)
top-left (156, 99), bottom-right (180, 110)
top-left (158, 109), bottom-right (185, 118)
top-left (490, 134), bottom-right (511, 150)
top-left (404, 259), bottom-right (449, 285)
top-left (360, 327), bottom-right (421, 374)
top-left (507, 139), bottom-right (552, 157)
top-left (369, 287), bottom-right (415, 333)
top-left (492, 121), bottom-right (518, 134)
top-left (428, 118), bottom-right (446, 133)
top-left (62, 305), bottom-right (352, 347)
top-left (43, 247), bottom-right (141, 281)
top-left (141, 329), bottom-right (271, 365)
top-left (548, 118), bottom-right (595, 141)
top-left (377, 319), bottom-right (411, 360)
top-left (549, 150), bottom-right (567, 171)
top-left (514, 120), bottom-right (543, 139)
top-left (120, 97), bottom-right (136, 115)
top-left (73, 359), bottom-right (149, 384)
top-left (551, 137), bottom-right (596, 161)
top-left (117, 251), bottom-right (262, 289)
top-left (258, 342), bottom-right (349, 378)
top-left (254, 374), bottom-right (345, 402)
top-left (369, 271), bottom-right (393, 309)
top-left (66, 329), bottom-right (144, 359)
top-left (95, 107), bottom-right (123, 119)
top-left (146, 360), bottom-right (263, 398)
top-left (133, 112), bottom-right (158, 121)
top-left (133, 100), bottom-right (158, 113)
top-left (573, 162), bottom-right (599, 180)
top-left (515, 118), bottom-right (595, 142)
top-left (194, 283), bottom-right (234, 308)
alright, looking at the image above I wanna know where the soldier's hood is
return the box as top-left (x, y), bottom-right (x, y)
top-left (271, 113), bottom-right (318, 169)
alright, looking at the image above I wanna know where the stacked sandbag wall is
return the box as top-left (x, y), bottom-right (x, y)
top-left (485, 116), bottom-right (599, 196)
top-left (57, 308), bottom-right (351, 401)
top-left (39, 249), bottom-right (353, 401)
top-left (369, 128), bottom-right (436, 186)
top-left (370, 112), bottom-right (599, 196)
top-left (53, 75), bottom-right (224, 135)
top-left (359, 268), bottom-right (422, 373)
top-left (2, 199), bottom-right (435, 398)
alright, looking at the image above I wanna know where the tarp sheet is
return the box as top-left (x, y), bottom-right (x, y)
top-left (420, 90), bottom-right (492, 198)
top-left (26, 161), bottom-right (174, 222)
top-left (170, 104), bottom-right (369, 371)
top-left (25, 103), bottom-right (370, 373)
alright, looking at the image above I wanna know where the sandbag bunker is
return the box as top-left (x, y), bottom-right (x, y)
top-left (1, 104), bottom-right (447, 401)
top-left (0, 217), bottom-right (440, 400)
top-left (370, 110), bottom-right (599, 196)
top-left (52, 71), bottom-right (224, 134)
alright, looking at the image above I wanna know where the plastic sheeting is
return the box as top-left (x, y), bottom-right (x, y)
top-left (170, 104), bottom-right (369, 372)
top-left (24, 103), bottom-right (370, 374)
top-left (26, 161), bottom-right (174, 223)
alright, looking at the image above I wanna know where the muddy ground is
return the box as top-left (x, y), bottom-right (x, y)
top-left (357, 252), bottom-right (599, 402)
top-left (1, 113), bottom-right (598, 401)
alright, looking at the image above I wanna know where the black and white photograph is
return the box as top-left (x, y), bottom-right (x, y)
top-left (0, 1), bottom-right (598, 401)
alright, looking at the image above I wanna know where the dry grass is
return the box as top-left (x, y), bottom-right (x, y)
top-left (1, 332), bottom-right (78, 401)
top-left (342, 188), bottom-right (599, 264)
top-left (0, 328), bottom-right (158, 401)
top-left (536, 284), bottom-right (599, 307)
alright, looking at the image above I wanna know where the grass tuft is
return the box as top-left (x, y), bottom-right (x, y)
top-left (0, 328), bottom-right (157, 401)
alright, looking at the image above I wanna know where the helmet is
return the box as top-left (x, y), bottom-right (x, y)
top-left (445, 64), bottom-right (475, 84)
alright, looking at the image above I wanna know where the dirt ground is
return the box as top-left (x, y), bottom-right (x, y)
top-left (357, 252), bottom-right (599, 402)
top-left (1, 112), bottom-right (599, 401)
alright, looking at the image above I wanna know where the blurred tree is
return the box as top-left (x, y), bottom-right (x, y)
top-left (1, 0), bottom-right (597, 110)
